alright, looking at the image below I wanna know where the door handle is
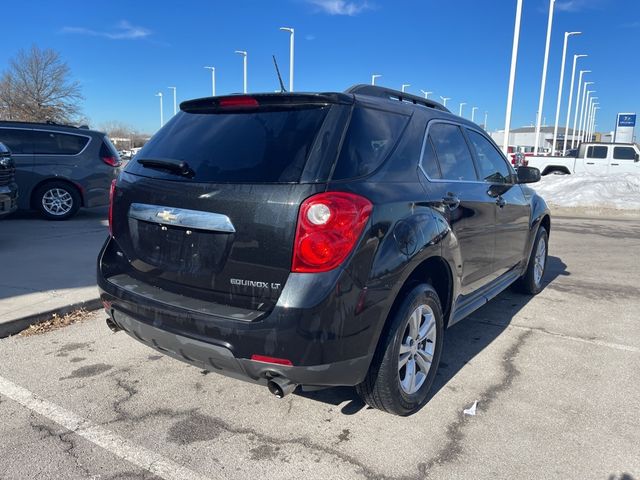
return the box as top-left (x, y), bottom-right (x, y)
top-left (442, 193), bottom-right (460, 210)
top-left (586, 162), bottom-right (595, 165)
top-left (611, 163), bottom-right (619, 166)
top-left (496, 196), bottom-right (506, 208)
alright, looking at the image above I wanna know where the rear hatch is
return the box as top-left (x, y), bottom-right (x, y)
top-left (109, 93), bottom-right (353, 312)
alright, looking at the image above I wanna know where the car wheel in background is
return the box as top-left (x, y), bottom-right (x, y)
top-left (34, 181), bottom-right (81, 220)
top-left (356, 284), bottom-right (444, 416)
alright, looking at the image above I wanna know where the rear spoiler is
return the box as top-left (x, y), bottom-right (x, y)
top-left (180, 92), bottom-right (353, 113)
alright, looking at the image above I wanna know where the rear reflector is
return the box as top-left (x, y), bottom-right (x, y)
top-left (219, 96), bottom-right (259, 108)
top-left (251, 354), bottom-right (293, 366)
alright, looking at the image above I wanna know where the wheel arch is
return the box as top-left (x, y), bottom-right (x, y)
top-left (541, 166), bottom-right (570, 176)
top-left (30, 177), bottom-right (85, 210)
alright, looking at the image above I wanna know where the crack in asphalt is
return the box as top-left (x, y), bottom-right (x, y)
top-left (418, 330), bottom-right (533, 478)
top-left (112, 378), bottom-right (139, 422)
top-left (29, 415), bottom-right (93, 478)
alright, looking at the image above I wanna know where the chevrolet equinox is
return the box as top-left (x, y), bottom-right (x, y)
top-left (98, 85), bottom-right (550, 416)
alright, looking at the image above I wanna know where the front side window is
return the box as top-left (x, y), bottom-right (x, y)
top-left (613, 147), bottom-right (636, 160)
top-left (466, 130), bottom-right (512, 184)
top-left (429, 123), bottom-right (477, 181)
top-left (31, 131), bottom-right (89, 155)
top-left (586, 146), bottom-right (608, 159)
top-left (0, 128), bottom-right (34, 154)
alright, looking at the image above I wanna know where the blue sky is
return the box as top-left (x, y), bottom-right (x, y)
top-left (2, 0), bottom-right (638, 134)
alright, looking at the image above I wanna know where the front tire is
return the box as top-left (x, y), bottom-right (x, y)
top-left (356, 284), bottom-right (444, 416)
top-left (515, 226), bottom-right (548, 294)
top-left (34, 181), bottom-right (81, 221)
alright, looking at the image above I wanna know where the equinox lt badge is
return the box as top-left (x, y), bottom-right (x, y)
top-left (230, 278), bottom-right (281, 290)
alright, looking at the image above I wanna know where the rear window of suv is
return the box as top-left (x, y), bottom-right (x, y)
top-left (126, 107), bottom-right (330, 183)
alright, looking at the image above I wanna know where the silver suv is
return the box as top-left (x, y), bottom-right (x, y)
top-left (0, 121), bottom-right (121, 220)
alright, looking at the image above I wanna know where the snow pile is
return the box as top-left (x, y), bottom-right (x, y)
top-left (529, 173), bottom-right (640, 210)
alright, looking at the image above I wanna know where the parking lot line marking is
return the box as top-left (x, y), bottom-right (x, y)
top-left (0, 376), bottom-right (214, 480)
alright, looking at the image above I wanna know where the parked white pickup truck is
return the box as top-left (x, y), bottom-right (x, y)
top-left (528, 143), bottom-right (640, 175)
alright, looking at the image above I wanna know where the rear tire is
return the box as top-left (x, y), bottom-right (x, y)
top-left (34, 181), bottom-right (81, 221)
top-left (356, 284), bottom-right (444, 416)
top-left (514, 226), bottom-right (548, 295)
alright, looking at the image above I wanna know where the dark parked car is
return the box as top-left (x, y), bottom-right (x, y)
top-left (0, 121), bottom-right (121, 220)
top-left (99, 86), bottom-right (550, 415)
top-left (0, 142), bottom-right (18, 218)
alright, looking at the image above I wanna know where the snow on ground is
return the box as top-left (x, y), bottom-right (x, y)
top-left (529, 173), bottom-right (640, 210)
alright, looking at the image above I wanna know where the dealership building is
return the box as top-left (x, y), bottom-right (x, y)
top-left (489, 126), bottom-right (595, 153)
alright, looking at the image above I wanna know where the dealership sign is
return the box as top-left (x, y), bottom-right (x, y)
top-left (614, 113), bottom-right (636, 143)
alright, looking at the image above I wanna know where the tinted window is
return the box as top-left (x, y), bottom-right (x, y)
top-left (421, 136), bottom-right (441, 179)
top-left (467, 130), bottom-right (512, 183)
top-left (587, 146), bottom-right (608, 159)
top-left (613, 147), bottom-right (636, 160)
top-left (429, 123), bottom-right (477, 181)
top-left (31, 131), bottom-right (89, 155)
top-left (126, 107), bottom-right (329, 183)
top-left (0, 128), bottom-right (33, 154)
top-left (332, 107), bottom-right (409, 180)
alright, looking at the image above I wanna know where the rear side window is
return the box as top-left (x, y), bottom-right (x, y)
top-left (613, 147), bottom-right (636, 160)
top-left (0, 128), bottom-right (33, 154)
top-left (32, 131), bottom-right (89, 155)
top-left (466, 130), bottom-right (513, 184)
top-left (331, 107), bottom-right (409, 180)
top-left (429, 123), bottom-right (477, 181)
top-left (126, 107), bottom-right (329, 183)
top-left (587, 145), bottom-right (608, 159)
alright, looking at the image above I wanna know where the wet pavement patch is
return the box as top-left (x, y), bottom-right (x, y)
top-left (249, 444), bottom-right (280, 461)
top-left (167, 413), bottom-right (223, 444)
top-left (62, 363), bottom-right (113, 380)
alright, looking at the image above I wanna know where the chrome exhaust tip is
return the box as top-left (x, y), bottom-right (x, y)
top-left (105, 317), bottom-right (121, 333)
top-left (267, 377), bottom-right (297, 398)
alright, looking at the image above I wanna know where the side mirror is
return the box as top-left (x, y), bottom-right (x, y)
top-left (634, 153), bottom-right (639, 163)
top-left (517, 166), bottom-right (541, 184)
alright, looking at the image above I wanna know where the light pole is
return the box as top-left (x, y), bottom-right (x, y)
top-left (235, 50), bottom-right (248, 93)
top-left (279, 27), bottom-right (294, 91)
top-left (578, 84), bottom-right (594, 144)
top-left (551, 31), bottom-right (581, 155)
top-left (168, 86), bottom-right (177, 116)
top-left (401, 84), bottom-right (410, 93)
top-left (459, 102), bottom-right (466, 117)
top-left (471, 107), bottom-right (478, 123)
top-left (420, 90), bottom-right (432, 99)
top-left (562, 54), bottom-right (587, 154)
top-left (571, 71), bottom-right (590, 148)
top-left (204, 66), bottom-right (216, 96)
top-left (503, 0), bottom-right (523, 154)
top-left (533, 0), bottom-right (556, 155)
top-left (484, 111), bottom-right (488, 130)
top-left (440, 96), bottom-right (450, 107)
top-left (155, 92), bottom-right (163, 128)
top-left (583, 96), bottom-right (597, 142)
top-left (371, 74), bottom-right (382, 85)
top-left (589, 106), bottom-right (600, 141)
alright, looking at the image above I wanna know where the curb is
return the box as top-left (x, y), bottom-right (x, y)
top-left (0, 298), bottom-right (103, 338)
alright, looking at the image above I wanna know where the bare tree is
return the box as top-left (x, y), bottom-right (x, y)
top-left (0, 45), bottom-right (83, 123)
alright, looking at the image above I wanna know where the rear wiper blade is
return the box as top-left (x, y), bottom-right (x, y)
top-left (137, 158), bottom-right (194, 178)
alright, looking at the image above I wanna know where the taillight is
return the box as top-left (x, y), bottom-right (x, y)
top-left (219, 96), bottom-right (259, 108)
top-left (108, 179), bottom-right (116, 236)
top-left (102, 155), bottom-right (121, 167)
top-left (292, 192), bottom-right (372, 273)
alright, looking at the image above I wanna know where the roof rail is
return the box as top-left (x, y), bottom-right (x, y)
top-left (0, 119), bottom-right (81, 129)
top-left (345, 84), bottom-right (451, 113)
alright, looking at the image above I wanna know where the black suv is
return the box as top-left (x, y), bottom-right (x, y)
top-left (0, 121), bottom-right (121, 220)
top-left (0, 142), bottom-right (18, 218)
top-left (99, 86), bottom-right (550, 415)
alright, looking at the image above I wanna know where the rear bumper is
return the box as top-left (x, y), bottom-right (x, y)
top-left (108, 308), bottom-right (371, 386)
top-left (98, 237), bottom-right (382, 387)
top-left (0, 183), bottom-right (18, 217)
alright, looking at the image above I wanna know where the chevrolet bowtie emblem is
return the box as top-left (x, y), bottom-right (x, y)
top-left (156, 210), bottom-right (178, 223)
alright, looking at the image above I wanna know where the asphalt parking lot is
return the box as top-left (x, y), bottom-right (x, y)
top-left (0, 215), bottom-right (638, 480)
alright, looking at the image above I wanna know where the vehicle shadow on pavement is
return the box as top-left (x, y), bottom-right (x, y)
top-left (298, 255), bottom-right (569, 415)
